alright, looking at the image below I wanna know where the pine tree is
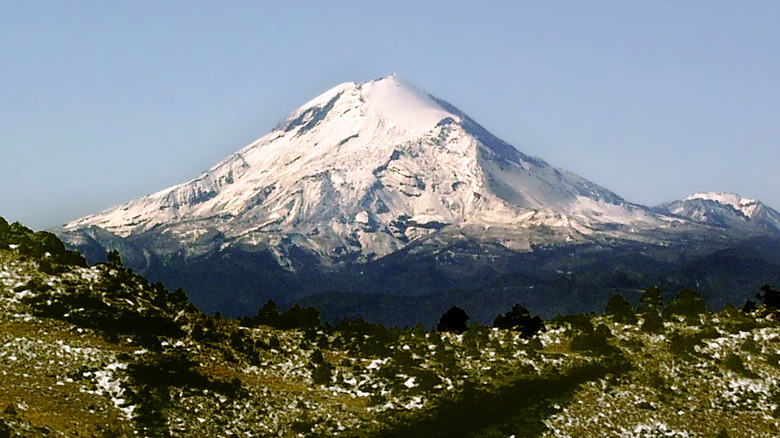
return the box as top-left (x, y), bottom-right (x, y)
top-left (664, 288), bottom-right (707, 324)
top-left (493, 304), bottom-right (545, 338)
top-left (605, 294), bottom-right (637, 324)
top-left (639, 286), bottom-right (663, 313)
top-left (437, 306), bottom-right (469, 333)
top-left (641, 309), bottom-right (664, 333)
top-left (742, 299), bottom-right (758, 314)
top-left (107, 249), bottom-right (123, 267)
top-left (757, 284), bottom-right (780, 311)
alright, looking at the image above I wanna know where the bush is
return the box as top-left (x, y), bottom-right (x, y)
top-left (0, 216), bottom-right (10, 246)
top-left (604, 294), bottom-right (637, 324)
top-left (641, 310), bottom-right (664, 333)
top-left (742, 299), bottom-right (758, 314)
top-left (724, 352), bottom-right (757, 378)
top-left (463, 323), bottom-right (490, 355)
top-left (312, 362), bottom-right (334, 385)
top-left (437, 306), bottom-right (469, 333)
top-left (493, 304), bottom-right (545, 338)
top-left (725, 353), bottom-right (749, 375)
top-left (669, 332), bottom-right (703, 359)
top-left (663, 288), bottom-right (707, 324)
top-left (279, 304), bottom-right (321, 329)
top-left (125, 349), bottom-right (244, 434)
top-left (107, 249), bottom-right (123, 267)
top-left (310, 349), bottom-right (325, 364)
top-left (1, 223), bottom-right (87, 268)
top-left (570, 323), bottom-right (614, 355)
top-left (240, 300), bottom-right (280, 327)
top-left (241, 301), bottom-right (322, 330)
top-left (552, 313), bottom-right (593, 333)
top-left (757, 284), bottom-right (780, 312)
top-left (19, 231), bottom-right (65, 257)
top-left (741, 338), bottom-right (760, 354)
top-left (638, 286), bottom-right (663, 313)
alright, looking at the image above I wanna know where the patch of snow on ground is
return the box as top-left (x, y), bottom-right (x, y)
top-left (92, 362), bottom-right (132, 418)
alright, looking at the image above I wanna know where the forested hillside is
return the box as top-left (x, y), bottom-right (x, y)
top-left (2, 217), bottom-right (779, 437)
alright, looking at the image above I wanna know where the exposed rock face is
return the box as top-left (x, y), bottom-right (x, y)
top-left (58, 75), bottom-right (677, 270)
top-left (655, 192), bottom-right (780, 233)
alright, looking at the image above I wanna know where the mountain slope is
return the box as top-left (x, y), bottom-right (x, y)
top-left (655, 192), bottom-right (780, 233)
top-left (60, 75), bottom-right (669, 271)
top-left (5, 217), bottom-right (780, 437)
top-left (54, 76), bottom-right (780, 322)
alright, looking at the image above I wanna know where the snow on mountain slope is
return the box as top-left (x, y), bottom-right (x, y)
top-left (655, 192), bottom-right (780, 233)
top-left (684, 192), bottom-right (760, 218)
top-left (63, 75), bottom-right (671, 268)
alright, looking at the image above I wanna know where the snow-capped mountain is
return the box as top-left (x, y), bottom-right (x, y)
top-left (53, 75), bottom-right (780, 321)
top-left (60, 75), bottom-right (670, 269)
top-left (655, 192), bottom-right (780, 233)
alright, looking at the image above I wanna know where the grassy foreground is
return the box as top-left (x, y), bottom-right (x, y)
top-left (1, 218), bottom-right (779, 437)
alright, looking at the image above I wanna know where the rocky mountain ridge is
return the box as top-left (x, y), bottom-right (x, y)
top-left (58, 76), bottom-right (687, 268)
top-left (655, 192), bottom-right (780, 233)
top-left (52, 75), bottom-right (780, 322)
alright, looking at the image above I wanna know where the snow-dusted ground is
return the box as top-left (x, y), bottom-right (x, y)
top-left (4, 235), bottom-right (780, 436)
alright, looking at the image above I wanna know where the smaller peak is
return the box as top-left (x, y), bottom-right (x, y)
top-left (684, 192), bottom-right (757, 206)
top-left (683, 192), bottom-right (761, 219)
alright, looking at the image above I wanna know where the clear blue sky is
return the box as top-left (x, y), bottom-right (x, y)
top-left (2, 1), bottom-right (779, 230)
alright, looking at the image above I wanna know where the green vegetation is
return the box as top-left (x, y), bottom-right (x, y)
top-left (2, 217), bottom-right (780, 437)
top-left (239, 300), bottom-right (322, 330)
top-left (663, 288), bottom-right (708, 324)
top-left (604, 294), bottom-right (637, 324)
top-left (436, 306), bottom-right (469, 333)
top-left (492, 304), bottom-right (545, 338)
top-left (0, 218), bottom-right (86, 272)
top-left (757, 283), bottom-right (780, 312)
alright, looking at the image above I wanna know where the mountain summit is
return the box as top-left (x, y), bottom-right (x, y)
top-left (55, 76), bottom-right (780, 322)
top-left (62, 75), bottom-right (666, 269)
top-left (655, 192), bottom-right (780, 232)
